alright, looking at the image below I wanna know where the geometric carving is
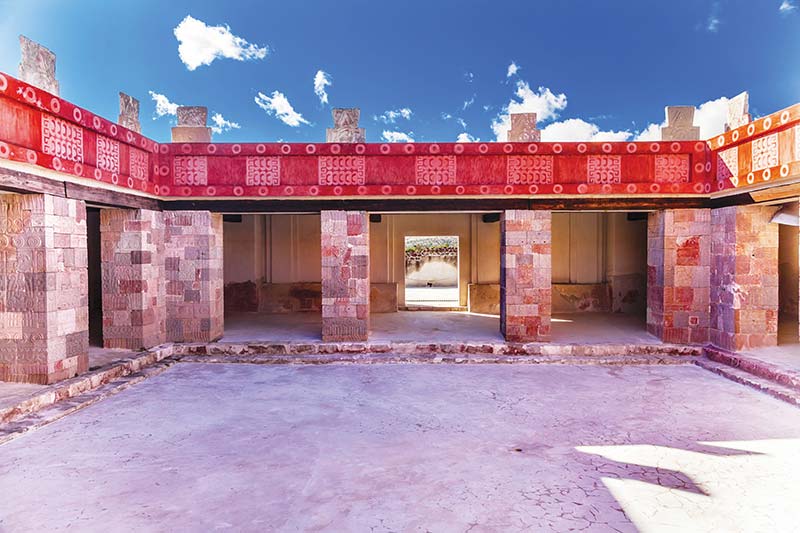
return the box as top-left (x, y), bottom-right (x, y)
top-left (129, 148), bottom-right (148, 181)
top-left (177, 106), bottom-right (207, 127)
top-left (587, 155), bottom-right (621, 184)
top-left (507, 155), bottom-right (553, 184)
top-left (173, 156), bottom-right (208, 186)
top-left (415, 155), bottom-right (457, 185)
top-left (717, 147), bottom-right (738, 181)
top-left (326, 108), bottom-right (366, 143)
top-left (18, 35), bottom-right (59, 95)
top-left (245, 156), bottom-right (280, 186)
top-left (41, 115), bottom-right (83, 163)
top-left (751, 133), bottom-right (779, 172)
top-left (118, 92), bottom-right (141, 133)
top-left (318, 156), bottom-right (365, 185)
top-left (508, 113), bottom-right (541, 142)
top-left (654, 154), bottom-right (690, 183)
top-left (726, 92), bottom-right (751, 131)
top-left (96, 135), bottom-right (120, 173)
top-left (661, 106), bottom-right (700, 141)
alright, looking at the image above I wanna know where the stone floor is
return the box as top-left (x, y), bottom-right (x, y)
top-left (0, 363), bottom-right (798, 532)
top-left (222, 311), bottom-right (659, 344)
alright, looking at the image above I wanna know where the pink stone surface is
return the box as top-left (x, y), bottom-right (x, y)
top-left (507, 113), bottom-right (541, 142)
top-left (118, 92), bottom-right (140, 133)
top-left (500, 210), bottom-right (551, 342)
top-left (18, 36), bottom-right (58, 95)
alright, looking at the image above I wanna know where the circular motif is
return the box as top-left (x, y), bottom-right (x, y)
top-left (281, 144), bottom-right (291, 155)
top-left (781, 111), bottom-right (790, 124)
top-left (111, 173), bottom-right (119, 184)
top-left (746, 172), bottom-right (755, 185)
top-left (334, 186), bottom-right (343, 195)
top-left (160, 165), bottom-right (169, 176)
top-left (181, 144), bottom-right (192, 154)
top-left (762, 169), bottom-right (771, 181)
top-left (0, 74), bottom-right (7, 92)
top-left (207, 144), bottom-right (217, 154)
top-left (650, 142), bottom-right (661, 153)
top-left (140, 138), bottom-right (147, 148)
top-left (74, 162), bottom-right (83, 176)
top-left (578, 143), bottom-right (588, 154)
top-left (23, 87), bottom-right (36, 103)
top-left (206, 186), bottom-right (216, 196)
top-left (456, 185), bottom-right (465, 195)
top-left (50, 97), bottom-right (60, 114)
top-left (181, 187), bottom-right (191, 196)
top-left (358, 185), bottom-right (368, 195)
top-left (717, 181), bottom-right (725, 191)
top-left (356, 144), bottom-right (367, 154)
top-left (330, 144), bottom-right (341, 154)
top-left (670, 142), bottom-right (681, 153)
top-left (527, 143), bottom-right (539, 154)
top-left (259, 187), bottom-right (270, 196)
top-left (528, 185), bottom-right (539, 194)
top-left (731, 130), bottom-right (739, 142)
top-left (92, 116), bottom-right (101, 130)
top-left (52, 157), bottom-right (62, 171)
top-left (110, 124), bottom-right (117, 136)
top-left (128, 132), bottom-right (135, 143)
top-left (552, 144), bottom-right (563, 154)
top-left (381, 185), bottom-right (392, 195)
top-left (454, 144), bottom-right (465, 154)
top-left (380, 144), bottom-right (390, 154)
top-left (159, 144), bottom-right (169, 154)
top-left (0, 142), bottom-right (9, 158)
top-left (705, 161), bottom-right (712, 172)
top-left (626, 143), bottom-right (637, 154)
top-left (26, 150), bottom-right (37, 164)
top-left (154, 185), bottom-right (161, 195)
top-left (626, 183), bottom-right (637, 193)
top-left (602, 184), bottom-right (613, 194)
top-left (73, 108), bottom-right (82, 122)
top-left (94, 168), bottom-right (103, 180)
top-left (503, 185), bottom-right (514, 194)
top-left (284, 186), bottom-right (295, 195)
top-left (127, 177), bottom-right (134, 188)
top-left (650, 183), bottom-right (661, 193)
top-left (602, 143), bottom-right (612, 154)
top-left (234, 186), bottom-right (244, 196)
top-left (747, 124), bottom-right (755, 136)
top-left (232, 144), bottom-right (242, 155)
top-left (553, 184), bottom-right (563, 193)
top-left (763, 117), bottom-right (772, 130)
top-left (704, 183), bottom-right (711, 193)
top-left (578, 184), bottom-right (588, 194)
top-left (305, 144), bottom-right (316, 154)
top-left (694, 141), bottom-right (705, 152)
top-left (670, 183), bottom-right (680, 193)
top-left (694, 162), bottom-right (705, 173)
top-left (479, 144), bottom-right (489, 154)
top-left (256, 144), bottom-right (266, 154)
top-left (503, 144), bottom-right (514, 154)
top-left (402, 144), bottom-right (414, 154)
top-left (431, 185), bottom-right (441, 194)
top-left (430, 144), bottom-right (441, 154)
top-left (780, 164), bottom-right (790, 178)
top-left (406, 185), bottom-right (417, 195)
top-left (480, 185), bottom-right (490, 195)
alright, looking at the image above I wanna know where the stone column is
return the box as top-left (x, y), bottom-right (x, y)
top-left (118, 93), bottom-right (141, 133)
top-left (326, 109), bottom-right (366, 143)
top-left (171, 106), bottom-right (212, 143)
top-left (500, 210), bottom-right (551, 342)
top-left (0, 194), bottom-right (87, 384)
top-left (18, 35), bottom-right (59, 95)
top-left (163, 211), bottom-right (224, 342)
top-left (647, 209), bottom-right (711, 344)
top-left (321, 211), bottom-right (369, 342)
top-left (710, 205), bottom-right (779, 351)
top-left (507, 113), bottom-right (541, 142)
top-left (661, 106), bottom-right (700, 141)
top-left (100, 209), bottom-right (165, 350)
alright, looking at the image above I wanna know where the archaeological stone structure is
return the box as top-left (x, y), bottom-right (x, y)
top-left (1, 37), bottom-right (799, 384)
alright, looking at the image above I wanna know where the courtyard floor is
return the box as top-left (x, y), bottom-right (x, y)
top-left (1, 363), bottom-right (799, 532)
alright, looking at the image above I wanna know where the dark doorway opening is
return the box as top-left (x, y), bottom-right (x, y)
top-left (87, 208), bottom-right (103, 347)
top-left (778, 222), bottom-right (799, 346)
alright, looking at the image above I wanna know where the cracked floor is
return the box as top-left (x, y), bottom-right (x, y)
top-left (1, 363), bottom-right (799, 532)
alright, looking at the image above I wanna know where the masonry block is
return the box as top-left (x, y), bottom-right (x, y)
top-left (321, 210), bottom-right (369, 341)
top-left (100, 208), bottom-right (165, 350)
top-left (0, 193), bottom-right (88, 384)
top-left (647, 209), bottom-right (711, 344)
top-left (710, 205), bottom-right (779, 351)
top-left (500, 210), bottom-right (551, 342)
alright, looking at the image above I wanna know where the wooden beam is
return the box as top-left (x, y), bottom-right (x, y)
top-left (0, 168), bottom-right (65, 196)
top-left (64, 182), bottom-right (160, 210)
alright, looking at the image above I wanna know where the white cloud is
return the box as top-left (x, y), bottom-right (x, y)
top-left (506, 61), bottom-right (519, 78)
top-left (780, 1), bottom-right (797, 13)
top-left (210, 112), bottom-right (240, 134)
top-left (173, 15), bottom-right (267, 71)
top-left (463, 96), bottom-right (475, 110)
top-left (464, 72), bottom-right (474, 83)
top-left (254, 91), bottom-right (309, 127)
top-left (375, 108), bottom-right (413, 123)
top-left (456, 132), bottom-right (479, 143)
top-left (457, 118), bottom-right (467, 129)
top-left (382, 130), bottom-right (415, 143)
top-left (706, 1), bottom-right (721, 32)
top-left (148, 91), bottom-right (179, 118)
top-left (313, 70), bottom-right (332, 105)
top-left (491, 81), bottom-right (568, 141)
top-left (541, 119), bottom-right (632, 142)
top-left (441, 112), bottom-right (453, 120)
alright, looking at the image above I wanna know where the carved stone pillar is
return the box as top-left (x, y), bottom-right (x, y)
top-left (18, 35), bottom-right (59, 95)
top-left (118, 92), bottom-right (141, 133)
top-left (171, 106), bottom-right (212, 143)
top-left (661, 106), bottom-right (700, 141)
top-left (507, 113), bottom-right (541, 142)
top-left (326, 109), bottom-right (366, 143)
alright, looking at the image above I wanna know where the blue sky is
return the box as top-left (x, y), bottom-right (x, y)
top-left (1, 0), bottom-right (798, 144)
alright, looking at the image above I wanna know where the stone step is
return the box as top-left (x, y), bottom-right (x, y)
top-left (704, 347), bottom-right (800, 393)
top-left (695, 359), bottom-right (800, 407)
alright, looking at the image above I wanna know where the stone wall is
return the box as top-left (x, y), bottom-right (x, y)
top-left (710, 205), bottom-right (779, 351)
top-left (321, 211), bottom-right (369, 341)
top-left (647, 209), bottom-right (711, 344)
top-left (500, 210), bottom-right (551, 342)
top-left (0, 194), bottom-right (87, 384)
top-left (100, 209), bottom-right (165, 350)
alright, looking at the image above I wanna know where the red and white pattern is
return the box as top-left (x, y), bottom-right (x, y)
top-left (415, 155), bottom-right (456, 185)
top-left (96, 135), bottom-right (120, 174)
top-left (587, 155), bottom-right (621, 184)
top-left (717, 147), bottom-right (738, 181)
top-left (795, 126), bottom-right (800, 161)
top-left (654, 154), bottom-right (690, 183)
top-left (129, 148), bottom-right (148, 181)
top-left (173, 156), bottom-right (208, 186)
top-left (41, 115), bottom-right (83, 163)
top-left (507, 155), bottom-right (553, 185)
top-left (751, 133), bottom-right (779, 172)
top-left (245, 156), bottom-right (281, 186)
top-left (319, 156), bottom-right (365, 186)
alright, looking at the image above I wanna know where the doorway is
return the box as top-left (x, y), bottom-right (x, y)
top-left (86, 207), bottom-right (103, 347)
top-left (778, 222), bottom-right (799, 345)
top-left (404, 236), bottom-right (460, 309)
